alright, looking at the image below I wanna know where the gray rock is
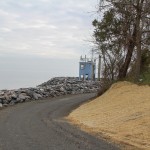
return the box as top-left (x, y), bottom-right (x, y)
top-left (2, 104), bottom-right (8, 107)
top-left (0, 96), bottom-right (5, 100)
top-left (40, 89), bottom-right (44, 92)
top-left (3, 100), bottom-right (9, 104)
top-left (5, 95), bottom-right (11, 101)
top-left (0, 91), bottom-right (4, 95)
top-left (60, 87), bottom-right (65, 92)
top-left (11, 94), bottom-right (17, 99)
top-left (18, 94), bottom-right (30, 102)
top-left (33, 93), bottom-right (42, 100)
top-left (26, 90), bottom-right (34, 97)
top-left (0, 99), bottom-right (3, 104)
top-left (0, 77), bottom-right (101, 108)
top-left (18, 94), bottom-right (27, 100)
top-left (0, 103), bottom-right (2, 107)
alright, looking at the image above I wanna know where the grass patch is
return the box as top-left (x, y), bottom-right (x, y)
top-left (140, 71), bottom-right (150, 85)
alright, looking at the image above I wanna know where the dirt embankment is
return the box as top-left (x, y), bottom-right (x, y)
top-left (67, 82), bottom-right (150, 150)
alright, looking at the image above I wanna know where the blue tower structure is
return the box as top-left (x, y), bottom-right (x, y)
top-left (79, 55), bottom-right (96, 81)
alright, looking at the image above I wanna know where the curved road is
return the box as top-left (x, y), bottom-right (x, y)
top-left (0, 93), bottom-right (120, 150)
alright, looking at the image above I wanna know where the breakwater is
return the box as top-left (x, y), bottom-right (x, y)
top-left (0, 77), bottom-right (100, 107)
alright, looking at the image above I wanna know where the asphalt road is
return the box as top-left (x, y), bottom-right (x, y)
top-left (0, 93), bottom-right (120, 150)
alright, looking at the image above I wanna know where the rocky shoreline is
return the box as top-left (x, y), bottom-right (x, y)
top-left (0, 77), bottom-right (100, 108)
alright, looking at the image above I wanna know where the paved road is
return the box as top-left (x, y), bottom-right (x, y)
top-left (0, 93), bottom-right (120, 150)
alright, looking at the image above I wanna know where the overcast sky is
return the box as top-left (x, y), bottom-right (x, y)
top-left (0, 0), bottom-right (98, 89)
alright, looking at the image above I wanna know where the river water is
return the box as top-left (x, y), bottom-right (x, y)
top-left (0, 55), bottom-right (78, 90)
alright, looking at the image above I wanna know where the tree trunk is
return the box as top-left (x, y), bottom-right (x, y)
top-left (118, 26), bottom-right (136, 80)
top-left (134, 25), bottom-right (141, 81)
top-left (118, 42), bottom-right (135, 79)
top-left (134, 0), bottom-right (143, 82)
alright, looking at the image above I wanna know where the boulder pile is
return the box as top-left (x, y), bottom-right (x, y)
top-left (0, 77), bottom-right (100, 107)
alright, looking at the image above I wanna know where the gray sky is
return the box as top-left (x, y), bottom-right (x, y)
top-left (0, 0), bottom-right (98, 89)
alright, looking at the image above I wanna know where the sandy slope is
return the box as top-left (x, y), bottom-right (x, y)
top-left (67, 82), bottom-right (150, 150)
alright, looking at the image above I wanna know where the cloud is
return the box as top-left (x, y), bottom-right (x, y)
top-left (0, 0), bottom-right (98, 59)
top-left (16, 21), bottom-right (57, 30)
top-left (0, 27), bottom-right (12, 32)
top-left (0, 9), bottom-right (19, 18)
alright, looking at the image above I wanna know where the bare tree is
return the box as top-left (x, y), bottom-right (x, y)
top-left (92, 0), bottom-right (150, 81)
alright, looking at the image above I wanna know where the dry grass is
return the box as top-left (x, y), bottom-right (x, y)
top-left (67, 81), bottom-right (150, 150)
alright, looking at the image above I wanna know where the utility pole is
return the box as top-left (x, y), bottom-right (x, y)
top-left (91, 49), bottom-right (94, 80)
top-left (91, 49), bottom-right (94, 61)
top-left (98, 55), bottom-right (101, 81)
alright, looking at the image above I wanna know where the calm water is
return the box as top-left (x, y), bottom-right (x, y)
top-left (0, 55), bottom-right (78, 90)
